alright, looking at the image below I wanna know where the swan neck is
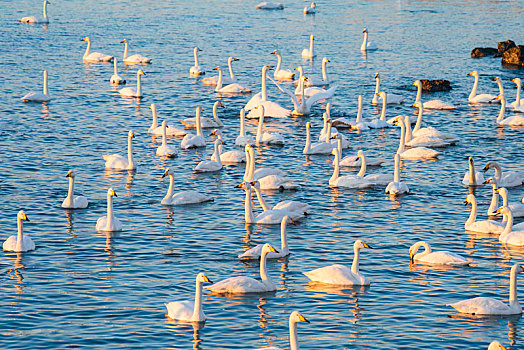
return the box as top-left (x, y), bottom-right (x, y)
top-left (256, 113), bottom-right (264, 143)
top-left (321, 59), bottom-right (328, 81)
top-left (303, 125), bottom-right (311, 153)
top-left (248, 148), bottom-right (255, 182)
top-left (469, 74), bottom-right (478, 100)
top-left (228, 58), bottom-right (235, 80)
top-left (325, 122), bottom-right (331, 143)
top-left (413, 107), bottom-right (423, 133)
top-left (351, 245), bottom-right (361, 275)
top-left (405, 118), bottom-right (412, 142)
top-left (501, 190), bottom-right (509, 207)
top-left (43, 71), bottom-right (48, 95)
top-left (501, 209), bottom-right (514, 238)
top-left (136, 71), bottom-right (142, 97)
top-left (16, 217), bottom-right (24, 252)
top-left (261, 67), bottom-right (268, 101)
top-left (83, 39), bottom-right (91, 58)
top-left (213, 141), bottom-right (222, 166)
top-left (357, 154), bottom-right (366, 177)
top-left (162, 123), bottom-right (167, 146)
top-left (516, 81), bottom-right (521, 106)
top-left (123, 42), bottom-right (129, 59)
top-left (509, 267), bottom-right (520, 308)
top-left (356, 96), bottom-right (363, 122)
top-left (466, 197), bottom-right (477, 226)
top-left (488, 184), bottom-right (499, 215)
top-left (330, 149), bottom-right (340, 183)
top-left (245, 187), bottom-right (256, 223)
top-left (361, 32), bottom-right (368, 50)
top-left (309, 36), bottom-right (314, 56)
top-left (280, 220), bottom-right (288, 251)
top-left (192, 280), bottom-right (204, 321)
top-left (239, 109), bottom-right (246, 136)
top-left (493, 164), bottom-right (502, 182)
top-left (127, 134), bottom-right (134, 169)
top-left (43, 0), bottom-right (48, 19)
top-left (380, 95), bottom-right (386, 121)
top-left (275, 54), bottom-right (282, 73)
top-left (497, 80), bottom-right (504, 96)
top-left (196, 109), bottom-right (202, 136)
top-left (166, 173), bottom-right (175, 201)
top-left (393, 155), bottom-right (400, 182)
top-left (216, 68), bottom-right (223, 90)
top-left (289, 319), bottom-right (299, 350)
top-left (65, 176), bottom-right (74, 204)
top-left (259, 250), bottom-right (271, 283)
top-left (497, 99), bottom-right (505, 122)
top-left (194, 48), bottom-right (199, 66)
top-left (213, 102), bottom-right (221, 125)
top-left (374, 76), bottom-right (380, 95)
top-left (397, 121), bottom-right (406, 153)
top-left (415, 83), bottom-right (422, 104)
top-left (243, 147), bottom-right (250, 182)
top-left (469, 161), bottom-right (476, 186)
top-left (113, 59), bottom-right (118, 75)
top-left (253, 185), bottom-right (270, 211)
top-left (107, 193), bottom-right (114, 224)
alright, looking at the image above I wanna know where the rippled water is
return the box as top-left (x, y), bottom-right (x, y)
top-left (2, 0), bottom-right (524, 349)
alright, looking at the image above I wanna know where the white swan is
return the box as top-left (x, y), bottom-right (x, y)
top-left (509, 78), bottom-right (524, 109)
top-left (253, 311), bottom-right (309, 350)
top-left (497, 207), bottom-right (524, 245)
top-left (210, 130), bottom-right (246, 163)
top-left (319, 111), bottom-right (340, 140)
top-left (81, 37), bottom-right (113, 62)
top-left (495, 95), bottom-right (524, 126)
top-left (213, 66), bottom-right (251, 94)
top-left (468, 71), bottom-right (497, 104)
top-left (412, 80), bottom-right (455, 110)
top-left (336, 137), bottom-right (383, 167)
top-left (181, 101), bottom-right (224, 128)
top-left (497, 187), bottom-right (524, 217)
top-left (271, 50), bottom-right (295, 80)
top-left (156, 121), bottom-right (178, 158)
top-left (411, 105), bottom-right (458, 142)
top-left (494, 77), bottom-right (505, 99)
top-left (304, 2), bottom-right (316, 14)
top-left (448, 263), bottom-right (524, 315)
top-left (486, 179), bottom-right (501, 216)
top-left (19, 0), bottom-right (50, 23)
top-left (464, 194), bottom-right (504, 234)
top-left (103, 130), bottom-right (136, 170)
top-left (245, 66), bottom-right (291, 118)
top-left (304, 240), bottom-right (373, 285)
top-left (483, 161), bottom-right (523, 187)
top-left (239, 216), bottom-right (292, 259)
top-left (110, 58), bottom-right (126, 85)
top-left (21, 70), bottom-right (51, 102)
top-left (121, 39), bottom-right (152, 64)
top-left (404, 115), bottom-right (451, 148)
top-left (255, 106), bottom-right (285, 145)
top-left (295, 58), bottom-right (331, 89)
top-left (395, 117), bottom-right (441, 160)
top-left (235, 108), bottom-right (254, 147)
top-left (488, 341), bottom-right (508, 350)
top-left (62, 170), bottom-right (88, 209)
top-left (333, 96), bottom-right (368, 130)
top-left (3, 211), bottom-right (34, 252)
top-left (161, 168), bottom-right (213, 205)
top-left (181, 107), bottom-right (206, 149)
top-left (409, 241), bottom-right (471, 266)
top-left (360, 28), bottom-right (378, 51)
top-left (270, 76), bottom-right (336, 116)
top-left (355, 150), bottom-right (393, 185)
top-left (148, 104), bottom-right (187, 137)
top-left (244, 145), bottom-right (286, 182)
top-left (330, 148), bottom-right (374, 188)
top-left (301, 35), bottom-right (315, 58)
top-left (206, 243), bottom-right (279, 293)
top-left (462, 157), bottom-right (485, 186)
top-left (194, 139), bottom-right (223, 172)
top-left (303, 122), bottom-right (335, 154)
top-left (372, 73), bottom-right (404, 104)
top-left (119, 69), bottom-right (146, 98)
top-left (243, 183), bottom-right (304, 224)
top-left (189, 47), bottom-right (205, 75)
top-left (250, 180), bottom-right (310, 215)
top-left (201, 57), bottom-right (237, 85)
top-left (96, 188), bottom-right (122, 232)
top-left (368, 92), bottom-right (392, 128)
top-left (385, 153), bottom-right (409, 195)
top-left (165, 273), bottom-right (212, 322)
top-left (256, 2), bottom-right (284, 9)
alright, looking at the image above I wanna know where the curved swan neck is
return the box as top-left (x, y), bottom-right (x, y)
top-left (244, 187), bottom-right (256, 223)
top-left (496, 79), bottom-right (504, 96)
top-left (195, 108), bottom-right (202, 136)
top-left (351, 245), bottom-right (361, 275)
top-left (123, 41), bottom-right (129, 59)
top-left (466, 196), bottom-right (478, 226)
top-left (330, 149), bottom-right (340, 183)
top-left (216, 67), bottom-right (223, 90)
top-left (227, 57), bottom-right (235, 80)
top-left (193, 48), bottom-right (199, 66)
top-left (150, 104), bottom-right (158, 129)
top-left (415, 82), bottom-right (422, 104)
top-left (321, 59), bottom-right (328, 81)
top-left (213, 102), bottom-right (222, 125)
top-left (127, 133), bottom-right (134, 169)
top-left (303, 124), bottom-right (311, 154)
top-left (355, 95), bottom-right (363, 123)
top-left (43, 0), bottom-right (48, 19)
top-left (83, 38), bottom-right (91, 59)
top-left (253, 184), bottom-right (270, 211)
top-left (404, 116), bottom-right (412, 142)
top-left (393, 154), bottom-right (400, 182)
top-left (492, 163), bottom-right (502, 182)
top-left (281, 220), bottom-right (289, 251)
top-left (469, 73), bottom-right (479, 100)
top-left (213, 140), bottom-right (222, 166)
top-left (16, 216), bottom-right (24, 252)
top-left (413, 106), bottom-right (423, 133)
top-left (487, 183), bottom-right (499, 215)
top-left (43, 70), bottom-right (48, 95)
top-left (397, 119), bottom-right (406, 153)
top-left (256, 111), bottom-right (264, 143)
top-left (413, 241), bottom-right (431, 259)
top-left (497, 97), bottom-right (506, 122)
top-left (380, 94), bottom-right (387, 121)
top-left (261, 66), bottom-right (268, 101)
top-left (192, 279), bottom-right (205, 321)
top-left (275, 53), bottom-right (282, 73)
top-left (501, 209), bottom-right (514, 237)
top-left (259, 249), bottom-right (271, 283)
top-left (289, 319), bottom-right (299, 350)
top-left (166, 173), bottom-right (175, 200)
top-left (357, 153), bottom-right (366, 177)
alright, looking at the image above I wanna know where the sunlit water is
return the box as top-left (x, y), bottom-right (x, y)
top-left (2, 0), bottom-right (524, 349)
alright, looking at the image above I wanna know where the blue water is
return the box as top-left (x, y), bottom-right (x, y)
top-left (2, 0), bottom-right (524, 349)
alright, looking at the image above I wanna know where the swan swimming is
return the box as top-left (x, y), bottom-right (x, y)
top-left (495, 95), bottom-right (524, 126)
top-left (368, 92), bottom-right (392, 128)
top-left (385, 153), bottom-right (409, 195)
top-left (488, 341), bottom-right (508, 350)
top-left (148, 104), bottom-right (187, 137)
top-left (19, 0), bottom-right (50, 23)
top-left (360, 28), bottom-right (378, 51)
top-left (497, 207), bottom-right (524, 245)
top-left (304, 240), bottom-right (373, 285)
top-left (410, 105), bottom-right (458, 142)
top-left (256, 2), bottom-right (284, 9)
top-left (239, 215), bottom-right (293, 259)
top-left (244, 146), bottom-right (297, 190)
top-left (509, 78), bottom-right (524, 110)
top-left (404, 115), bottom-right (451, 148)
top-left (245, 66), bottom-right (291, 118)
top-left (213, 66), bottom-right (251, 94)
top-left (103, 130), bottom-right (136, 170)
top-left (250, 180), bottom-right (310, 215)
top-left (355, 150), bottom-right (393, 185)
top-left (462, 157), bottom-right (485, 186)
top-left (190, 47), bottom-right (205, 75)
top-left (301, 35), bottom-right (316, 58)
top-left (483, 161), bottom-right (523, 187)
top-left (468, 71), bottom-right (497, 104)
top-left (333, 96), bottom-right (369, 130)
top-left (206, 243), bottom-right (279, 293)
top-left (81, 37), bottom-right (113, 62)
top-left (372, 73), bottom-right (404, 104)
top-left (21, 70), bottom-right (51, 102)
top-left (253, 311), bottom-right (309, 350)
top-left (412, 80), bottom-right (455, 110)
top-left (181, 107), bottom-right (206, 149)
top-left (210, 130), bottom-right (246, 164)
top-left (201, 57), bottom-right (237, 85)
top-left (3, 211), bottom-right (35, 252)
top-left (303, 122), bottom-right (335, 154)
top-left (329, 148), bottom-right (374, 188)
top-left (497, 187), bottom-right (524, 217)
top-left (271, 50), bottom-right (295, 80)
top-left (255, 106), bottom-right (285, 145)
top-left (161, 168), bottom-right (213, 205)
top-left (121, 39), bottom-right (152, 64)
top-left (336, 134), bottom-right (383, 167)
top-left (304, 2), bottom-right (316, 14)
top-left (96, 188), bottom-right (122, 232)
top-left (448, 264), bottom-right (524, 315)
top-left (156, 121), bottom-right (178, 158)
top-left (409, 241), bottom-right (471, 266)
top-left (294, 58), bottom-right (332, 89)
top-left (194, 139), bottom-right (223, 172)
top-left (395, 117), bottom-right (441, 160)
top-left (110, 58), bottom-right (126, 85)
top-left (62, 170), bottom-right (89, 209)
top-left (235, 108), bottom-right (254, 147)
top-left (165, 273), bottom-right (212, 322)
top-left (119, 69), bottom-right (146, 98)
top-left (181, 101), bottom-right (224, 128)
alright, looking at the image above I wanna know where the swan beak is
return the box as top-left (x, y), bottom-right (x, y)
top-left (495, 188), bottom-right (501, 193)
top-left (269, 245), bottom-right (279, 253)
top-left (464, 200), bottom-right (469, 206)
top-left (374, 73), bottom-right (379, 78)
top-left (112, 190), bottom-right (118, 197)
top-left (202, 275), bottom-right (212, 283)
top-left (496, 207), bottom-right (502, 213)
top-left (266, 66), bottom-right (274, 70)
top-left (219, 102), bottom-right (224, 107)
top-left (520, 267), bottom-right (524, 273)
top-left (232, 57), bottom-right (239, 61)
top-left (81, 37), bottom-right (86, 41)
top-left (120, 39), bottom-right (126, 43)
top-left (298, 314), bottom-right (310, 323)
top-left (198, 48), bottom-right (202, 51)
top-left (271, 50), bottom-right (277, 54)
top-left (410, 251), bottom-right (414, 263)
top-left (66, 171), bottom-right (72, 178)
top-left (213, 66), bottom-right (219, 71)
top-left (235, 182), bottom-right (245, 188)
top-left (162, 171), bottom-right (167, 178)
top-left (23, 213), bottom-right (30, 222)
top-left (493, 77), bottom-right (498, 81)
top-left (363, 242), bottom-right (372, 249)
top-left (468, 72), bottom-right (473, 76)
top-left (483, 164), bottom-right (489, 172)
top-left (500, 346), bottom-right (507, 350)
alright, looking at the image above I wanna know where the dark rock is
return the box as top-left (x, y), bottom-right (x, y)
top-left (420, 79), bottom-right (452, 92)
top-left (502, 45), bottom-right (524, 68)
top-left (471, 47), bottom-right (498, 58)
top-left (495, 40), bottom-right (516, 57)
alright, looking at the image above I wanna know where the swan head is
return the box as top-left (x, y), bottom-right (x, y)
top-left (495, 187), bottom-right (508, 197)
top-left (322, 57), bottom-right (330, 63)
top-left (46, 0), bottom-right (51, 4)
top-left (289, 311), bottom-right (310, 324)
top-left (120, 39), bottom-right (128, 44)
top-left (355, 239), bottom-right (372, 250)
top-left (212, 66), bottom-right (221, 71)
top-left (196, 273), bottom-right (212, 284)
top-left (493, 77), bottom-right (500, 82)
top-left (488, 341), bottom-right (507, 350)
top-left (162, 168), bottom-right (174, 178)
top-left (261, 243), bottom-right (279, 254)
top-left (495, 206), bottom-right (510, 215)
top-left (495, 95), bottom-right (506, 103)
top-left (362, 28), bottom-right (368, 33)
top-left (468, 71), bottom-right (478, 77)
top-left (17, 210), bottom-right (30, 222)
top-left (265, 65), bottom-right (274, 71)
top-left (374, 73), bottom-right (379, 79)
top-left (66, 170), bottom-right (76, 178)
top-left (128, 130), bottom-right (135, 139)
top-left (412, 80), bottom-right (421, 87)
top-left (484, 177), bottom-right (498, 187)
top-left (271, 50), bottom-right (279, 55)
top-left (194, 47), bottom-right (202, 52)
top-left (511, 264), bottom-right (524, 275)
top-left (306, 122), bottom-right (311, 129)
top-left (468, 156), bottom-right (474, 165)
top-left (250, 180), bottom-right (261, 190)
top-left (150, 103), bottom-right (156, 110)
top-left (107, 188), bottom-right (117, 197)
top-left (356, 150), bottom-right (365, 159)
top-left (409, 241), bottom-right (427, 262)
top-left (512, 78), bottom-right (521, 86)
top-left (137, 69), bottom-right (146, 76)
top-left (310, 35), bottom-right (314, 40)
top-left (210, 129), bottom-right (222, 137)
top-left (214, 101), bottom-right (224, 109)
top-left (81, 37), bottom-right (90, 42)
top-left (483, 161), bottom-right (498, 173)
top-left (378, 91), bottom-right (386, 98)
top-left (464, 193), bottom-right (475, 206)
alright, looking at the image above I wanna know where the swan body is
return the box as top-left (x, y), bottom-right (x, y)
top-left (411, 106), bottom-right (458, 142)
top-left (190, 47), bottom-right (205, 75)
top-left (412, 80), bottom-right (455, 109)
top-left (360, 28), bottom-right (378, 51)
top-left (305, 240), bottom-right (373, 285)
top-left (81, 37), bottom-right (113, 62)
top-left (181, 107), bottom-right (206, 149)
top-left (256, 2), bottom-right (284, 9)
top-left (156, 121), bottom-right (178, 158)
top-left (448, 264), bottom-right (524, 315)
top-left (486, 179), bottom-right (501, 216)
top-left (497, 187), bottom-right (524, 217)
top-left (271, 50), bottom-right (295, 80)
top-left (121, 39), bottom-right (152, 64)
top-left (410, 241), bottom-right (470, 266)
top-left (201, 57), bottom-right (237, 85)
top-left (110, 58), bottom-right (126, 85)
top-left (483, 161), bottom-right (523, 188)
top-left (335, 136), bottom-right (383, 167)
top-left (496, 95), bottom-right (524, 126)
top-left (395, 117), bottom-right (441, 160)
top-left (355, 150), bottom-right (393, 185)
top-left (96, 188), bottom-right (122, 232)
top-left (301, 35), bottom-right (315, 58)
top-left (372, 73), bottom-right (404, 104)
top-left (255, 106), bottom-right (285, 145)
top-left (509, 78), bottom-right (524, 109)
top-left (304, 2), bottom-right (316, 14)
top-left (165, 273), bottom-right (212, 322)
top-left (207, 243), bottom-right (279, 293)
top-left (250, 181), bottom-right (309, 215)
top-left (3, 211), bottom-right (34, 252)
top-left (319, 112), bottom-right (340, 141)
top-left (497, 207), bottom-right (524, 246)
top-left (103, 130), bottom-right (136, 170)
top-left (239, 216), bottom-right (292, 259)
top-left (462, 157), bottom-right (485, 186)
top-left (213, 66), bottom-right (251, 94)
top-left (21, 70), bottom-right (51, 102)
top-left (404, 116), bottom-right (450, 148)
top-left (330, 148), bottom-right (374, 188)
top-left (303, 122), bottom-right (335, 154)
top-left (368, 92), bottom-right (392, 129)
top-left (148, 104), bottom-right (187, 136)
top-left (245, 66), bottom-right (291, 118)
top-left (194, 139), bottom-right (223, 172)
top-left (19, 0), bottom-right (50, 23)
top-left (119, 69), bottom-right (146, 98)
top-left (210, 133), bottom-right (245, 163)
top-left (161, 168), bottom-right (213, 205)
top-left (61, 170), bottom-right (88, 209)
top-left (243, 146), bottom-right (293, 190)
top-left (385, 153), bottom-right (409, 195)
top-left (243, 182), bottom-right (303, 223)
top-left (181, 101), bottom-right (224, 128)
top-left (235, 109), bottom-right (254, 147)
top-left (468, 71), bottom-right (497, 103)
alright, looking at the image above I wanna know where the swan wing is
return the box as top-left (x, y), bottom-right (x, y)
top-left (385, 181), bottom-right (409, 195)
top-left (254, 168), bottom-right (286, 180)
top-left (305, 85), bottom-right (337, 109)
top-left (272, 200), bottom-right (310, 214)
top-left (245, 92), bottom-right (263, 111)
top-left (448, 297), bottom-right (511, 315)
top-left (418, 251), bottom-right (470, 265)
top-left (499, 230), bottom-right (524, 246)
top-left (73, 196), bottom-right (89, 209)
top-left (206, 276), bottom-right (269, 293)
top-left (304, 264), bottom-right (358, 285)
top-left (165, 300), bottom-right (194, 320)
top-left (258, 175), bottom-right (299, 191)
top-left (267, 76), bottom-right (299, 110)
top-left (103, 154), bottom-right (129, 169)
top-left (220, 150), bottom-right (246, 163)
top-left (364, 174), bottom-right (394, 186)
top-left (171, 191), bottom-right (213, 205)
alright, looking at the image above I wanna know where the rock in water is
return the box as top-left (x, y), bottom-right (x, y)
top-left (471, 47), bottom-right (497, 58)
top-left (419, 80), bottom-right (452, 92)
top-left (502, 45), bottom-right (524, 68)
top-left (495, 40), bottom-right (516, 57)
